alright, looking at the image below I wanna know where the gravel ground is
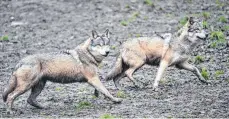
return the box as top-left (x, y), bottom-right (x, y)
top-left (0, 0), bottom-right (229, 118)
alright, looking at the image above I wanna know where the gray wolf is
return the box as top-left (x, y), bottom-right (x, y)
top-left (105, 17), bottom-right (208, 91)
top-left (2, 29), bottom-right (122, 113)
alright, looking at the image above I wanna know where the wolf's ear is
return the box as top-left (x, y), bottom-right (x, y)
top-left (104, 29), bottom-right (110, 38)
top-left (92, 30), bottom-right (98, 38)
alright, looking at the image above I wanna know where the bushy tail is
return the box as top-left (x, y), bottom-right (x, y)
top-left (105, 55), bottom-right (123, 81)
top-left (2, 74), bottom-right (17, 102)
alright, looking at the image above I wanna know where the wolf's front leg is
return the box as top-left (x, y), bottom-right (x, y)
top-left (153, 60), bottom-right (169, 91)
top-left (176, 61), bottom-right (209, 84)
top-left (87, 76), bottom-right (122, 103)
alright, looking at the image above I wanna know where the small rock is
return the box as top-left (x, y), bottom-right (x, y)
top-left (11, 21), bottom-right (26, 26)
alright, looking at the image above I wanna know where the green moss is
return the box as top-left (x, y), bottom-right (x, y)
top-left (120, 20), bottom-right (128, 26)
top-left (194, 55), bottom-right (204, 64)
top-left (75, 101), bottom-right (93, 111)
top-left (187, 0), bottom-right (192, 3)
top-left (1, 35), bottom-right (9, 41)
top-left (136, 34), bottom-right (141, 38)
top-left (210, 41), bottom-right (217, 48)
top-left (116, 90), bottom-right (126, 98)
top-left (201, 67), bottom-right (209, 80)
top-left (111, 45), bottom-right (116, 50)
top-left (214, 70), bottom-right (224, 78)
top-left (55, 87), bottom-right (63, 91)
top-left (210, 30), bottom-right (225, 41)
top-left (144, 0), bottom-right (154, 7)
top-left (144, 16), bottom-right (149, 20)
top-left (100, 114), bottom-right (116, 119)
top-left (215, 0), bottom-right (225, 7)
top-left (218, 16), bottom-right (227, 23)
top-left (132, 12), bottom-right (140, 18)
top-left (210, 30), bottom-right (226, 48)
top-left (179, 17), bottom-right (188, 26)
top-left (222, 25), bottom-right (229, 31)
top-left (125, 5), bottom-right (130, 8)
top-left (202, 12), bottom-right (210, 19)
top-left (202, 21), bottom-right (209, 29)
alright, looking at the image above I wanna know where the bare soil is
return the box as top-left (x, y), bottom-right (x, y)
top-left (0, 0), bottom-right (229, 118)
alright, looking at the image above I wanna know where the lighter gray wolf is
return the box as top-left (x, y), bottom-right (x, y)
top-left (105, 17), bottom-right (208, 91)
top-left (2, 29), bottom-right (122, 114)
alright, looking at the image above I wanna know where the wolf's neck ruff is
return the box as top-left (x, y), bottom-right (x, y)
top-left (76, 47), bottom-right (99, 66)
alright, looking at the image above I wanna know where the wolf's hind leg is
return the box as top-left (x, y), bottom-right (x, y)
top-left (27, 79), bottom-right (46, 109)
top-left (124, 61), bottom-right (144, 88)
top-left (176, 61), bottom-right (209, 84)
top-left (6, 82), bottom-right (31, 113)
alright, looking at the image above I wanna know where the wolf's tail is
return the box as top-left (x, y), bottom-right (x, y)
top-left (105, 54), bottom-right (123, 81)
top-left (2, 74), bottom-right (17, 102)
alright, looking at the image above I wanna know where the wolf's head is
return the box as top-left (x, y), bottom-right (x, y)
top-left (186, 17), bottom-right (207, 41)
top-left (86, 29), bottom-right (111, 62)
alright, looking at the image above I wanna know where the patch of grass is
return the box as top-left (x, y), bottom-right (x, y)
top-left (202, 21), bottom-right (209, 29)
top-left (222, 25), bottom-right (229, 31)
top-left (120, 20), bottom-right (128, 26)
top-left (194, 55), bottom-right (204, 64)
top-left (128, 12), bottom-right (140, 22)
top-left (187, 0), bottom-right (192, 3)
top-left (179, 17), bottom-right (188, 26)
top-left (202, 12), bottom-right (210, 19)
top-left (55, 87), bottom-right (63, 91)
top-left (111, 45), bottom-right (116, 49)
top-left (201, 67), bottom-right (209, 80)
top-left (218, 16), bottom-right (227, 23)
top-left (209, 30), bottom-right (226, 48)
top-left (136, 34), bottom-right (141, 38)
top-left (215, 0), bottom-right (225, 7)
top-left (210, 30), bottom-right (225, 41)
top-left (144, 0), bottom-right (154, 7)
top-left (225, 78), bottom-right (229, 83)
top-left (100, 114), bottom-right (116, 119)
top-left (133, 12), bottom-right (140, 18)
top-left (1, 35), bottom-right (9, 41)
top-left (116, 90), bottom-right (126, 98)
top-left (210, 41), bottom-right (217, 48)
top-left (144, 16), bottom-right (149, 20)
top-left (214, 70), bottom-right (224, 78)
top-left (128, 33), bottom-right (132, 38)
top-left (125, 5), bottom-right (130, 8)
top-left (120, 11), bottom-right (140, 26)
top-left (75, 101), bottom-right (93, 111)
top-left (167, 115), bottom-right (173, 119)
top-left (92, 95), bottom-right (97, 99)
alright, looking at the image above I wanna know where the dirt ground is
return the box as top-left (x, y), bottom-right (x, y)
top-left (0, 0), bottom-right (229, 118)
